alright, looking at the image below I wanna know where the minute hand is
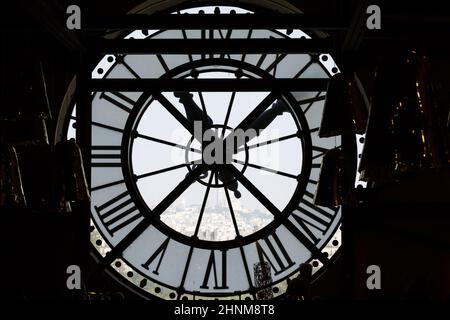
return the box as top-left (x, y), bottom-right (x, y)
top-left (245, 100), bottom-right (287, 136)
top-left (224, 94), bottom-right (288, 153)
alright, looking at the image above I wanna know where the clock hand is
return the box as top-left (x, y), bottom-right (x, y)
top-left (217, 168), bottom-right (241, 198)
top-left (214, 98), bottom-right (287, 197)
top-left (177, 93), bottom-right (287, 198)
top-left (175, 92), bottom-right (242, 197)
top-left (222, 92), bottom-right (285, 154)
top-left (232, 99), bottom-right (288, 152)
top-left (247, 99), bottom-right (288, 137)
top-left (175, 91), bottom-right (286, 151)
top-left (174, 91), bottom-right (213, 128)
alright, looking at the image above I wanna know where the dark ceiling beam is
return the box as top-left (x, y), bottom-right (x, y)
top-left (19, 0), bottom-right (85, 52)
top-left (89, 78), bottom-right (329, 92)
top-left (340, 0), bottom-right (370, 67)
top-left (382, 14), bottom-right (450, 30)
top-left (90, 38), bottom-right (332, 54)
top-left (84, 13), bottom-right (347, 31)
top-left (358, 37), bottom-right (450, 57)
top-left (357, 12), bottom-right (450, 57)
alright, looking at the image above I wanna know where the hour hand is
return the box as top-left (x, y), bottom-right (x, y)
top-left (237, 99), bottom-right (288, 148)
top-left (249, 100), bottom-right (288, 133)
top-left (218, 169), bottom-right (241, 198)
top-left (174, 92), bottom-right (213, 126)
top-left (223, 99), bottom-right (289, 153)
top-left (175, 92), bottom-right (241, 197)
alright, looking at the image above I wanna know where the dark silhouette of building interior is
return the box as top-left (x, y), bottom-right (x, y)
top-left (1, 0), bottom-right (450, 300)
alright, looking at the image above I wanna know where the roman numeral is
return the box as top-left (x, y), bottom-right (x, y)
top-left (91, 178), bottom-right (125, 192)
top-left (200, 250), bottom-right (228, 289)
top-left (94, 191), bottom-right (142, 236)
top-left (290, 191), bottom-right (337, 244)
top-left (100, 92), bottom-right (135, 113)
top-left (303, 190), bottom-right (336, 216)
top-left (91, 145), bottom-right (121, 167)
top-left (239, 246), bottom-right (254, 290)
top-left (256, 233), bottom-right (295, 276)
top-left (141, 237), bottom-right (170, 275)
top-left (179, 246), bottom-right (194, 290)
top-left (219, 29), bottom-right (232, 59)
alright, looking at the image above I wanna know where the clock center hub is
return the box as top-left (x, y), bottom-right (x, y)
top-left (185, 123), bottom-right (249, 191)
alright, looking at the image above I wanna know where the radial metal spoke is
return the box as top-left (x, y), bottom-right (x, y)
top-left (121, 59), bottom-right (141, 79)
top-left (221, 91), bottom-right (236, 137)
top-left (312, 145), bottom-right (329, 160)
top-left (233, 159), bottom-right (298, 179)
top-left (136, 133), bottom-right (201, 154)
top-left (296, 94), bottom-right (326, 106)
top-left (303, 92), bottom-right (323, 114)
top-left (283, 219), bottom-right (330, 265)
top-left (226, 164), bottom-right (329, 265)
top-left (92, 121), bottom-right (123, 133)
top-left (153, 92), bottom-right (194, 135)
top-left (193, 171), bottom-right (215, 238)
top-left (226, 164), bottom-right (281, 218)
top-left (294, 59), bottom-right (313, 79)
top-left (265, 53), bottom-right (287, 75)
top-left (222, 92), bottom-right (278, 149)
top-left (136, 161), bottom-right (197, 180)
top-left (197, 91), bottom-right (210, 123)
top-left (237, 133), bottom-right (298, 152)
top-left (221, 169), bottom-right (241, 237)
top-left (91, 179), bottom-right (125, 192)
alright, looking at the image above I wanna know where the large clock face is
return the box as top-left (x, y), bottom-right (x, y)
top-left (66, 5), bottom-right (349, 300)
